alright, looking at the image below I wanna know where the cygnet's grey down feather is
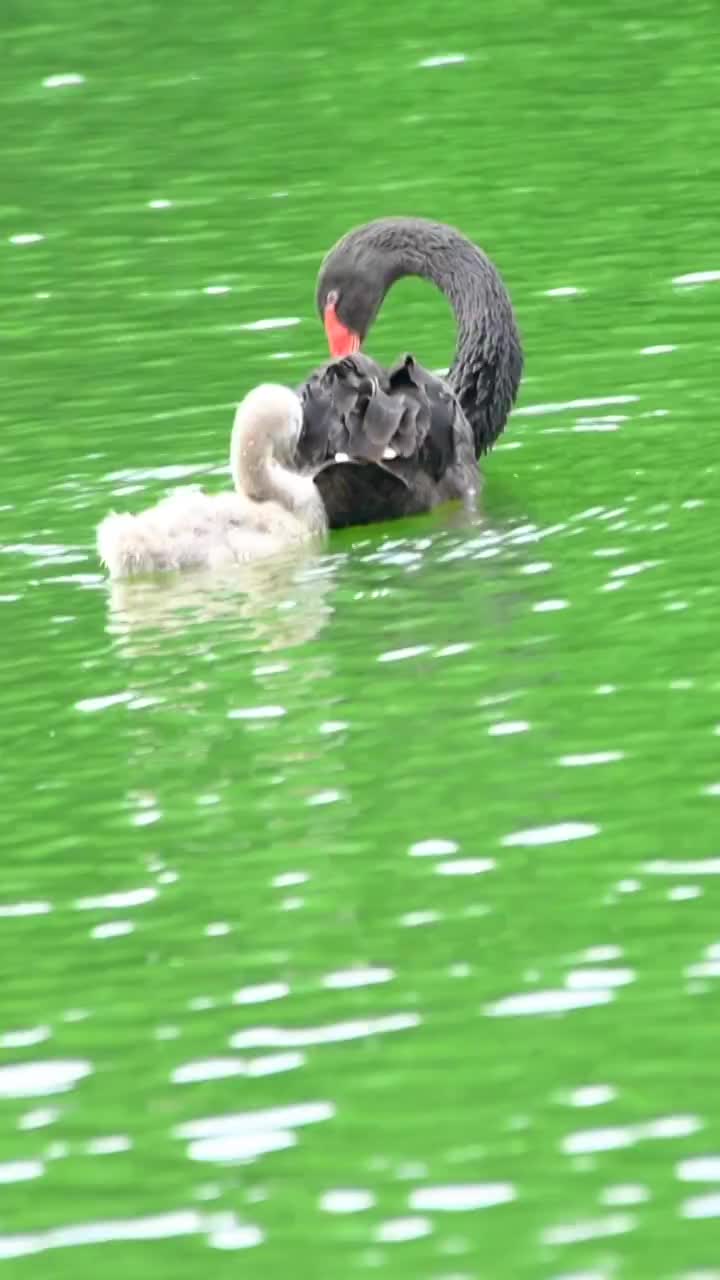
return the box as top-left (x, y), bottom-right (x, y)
top-left (97, 384), bottom-right (327, 579)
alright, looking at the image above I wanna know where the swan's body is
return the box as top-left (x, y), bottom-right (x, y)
top-left (296, 217), bottom-right (523, 528)
top-left (97, 385), bottom-right (326, 579)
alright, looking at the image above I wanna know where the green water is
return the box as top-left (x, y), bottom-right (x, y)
top-left (3, 1), bottom-right (720, 1276)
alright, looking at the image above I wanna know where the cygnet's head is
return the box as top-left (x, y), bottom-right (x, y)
top-left (233, 383), bottom-right (304, 466)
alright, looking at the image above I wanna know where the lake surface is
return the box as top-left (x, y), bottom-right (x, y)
top-left (2, 1), bottom-right (720, 1277)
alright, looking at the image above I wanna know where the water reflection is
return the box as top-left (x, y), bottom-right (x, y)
top-left (0, 1209), bottom-right (263, 1260)
top-left (104, 553), bottom-right (336, 652)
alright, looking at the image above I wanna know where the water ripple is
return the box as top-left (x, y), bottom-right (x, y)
top-left (231, 1013), bottom-right (421, 1048)
top-left (375, 1217), bottom-right (432, 1243)
top-left (0, 1061), bottom-right (93, 1099)
top-left (176, 1101), bottom-right (334, 1141)
top-left (322, 968), bottom-right (394, 989)
top-left (485, 990), bottom-right (613, 1017)
top-left (502, 823), bottom-right (599, 847)
top-left (563, 1114), bottom-right (702, 1154)
top-left (188, 1131), bottom-right (296, 1162)
top-left (0, 1160), bottom-right (44, 1184)
top-left (320, 1189), bottom-right (375, 1213)
top-left (541, 1212), bottom-right (635, 1244)
top-left (409, 1184), bottom-right (516, 1211)
top-left (677, 1158), bottom-right (720, 1181)
top-left (0, 1210), bottom-right (258, 1259)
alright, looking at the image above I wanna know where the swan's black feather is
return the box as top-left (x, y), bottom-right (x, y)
top-left (296, 354), bottom-right (478, 529)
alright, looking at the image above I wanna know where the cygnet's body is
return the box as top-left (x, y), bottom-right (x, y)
top-left (97, 385), bottom-right (327, 579)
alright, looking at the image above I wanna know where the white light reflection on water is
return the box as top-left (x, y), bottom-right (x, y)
top-left (563, 1085), bottom-right (617, 1108)
top-left (378, 644), bottom-right (432, 663)
top-left (91, 921), bottom-right (134, 940)
top-left (409, 838), bottom-right (458, 857)
top-left (488, 720), bottom-right (530, 736)
top-left (436, 859), bottom-right (495, 876)
top-left (548, 1272), bottom-right (610, 1280)
top-left (320, 1189), bottom-right (376, 1213)
top-left (18, 1108), bottom-right (60, 1131)
top-left (176, 1101), bottom-right (335, 1140)
top-left (485, 990), bottom-right (613, 1018)
top-left (670, 886), bottom-right (702, 902)
top-left (0, 1026), bottom-right (50, 1049)
top-left (233, 982), bottom-right (290, 1004)
top-left (601, 1184), bottom-right (650, 1206)
top-left (238, 317), bottom-right (301, 331)
top-left (643, 859), bottom-right (720, 875)
top-left (0, 1061), bottom-right (93, 1098)
top-left (532, 599), bottom-right (569, 613)
top-left (188, 1131), bottom-right (296, 1162)
top-left (502, 823), bottom-right (599, 847)
top-left (172, 1053), bottom-right (304, 1084)
top-left (230, 1013), bottom-right (420, 1048)
top-left (541, 1212), bottom-right (636, 1244)
top-left (677, 1157), bottom-right (720, 1181)
top-left (228, 705), bottom-right (286, 721)
top-left (0, 901), bottom-right (51, 921)
top-left (306, 789), bottom-right (344, 806)
top-left (322, 968), bottom-right (394, 989)
top-left (176, 1102), bottom-right (333, 1163)
top-left (409, 1184), bottom-right (516, 1210)
top-left (75, 692), bottom-right (135, 713)
top-left (375, 1216), bottom-right (432, 1242)
top-left (559, 751), bottom-right (624, 767)
top-left (565, 967), bottom-right (635, 990)
top-left (75, 888), bottom-right (156, 910)
top-left (272, 871), bottom-right (309, 887)
top-left (563, 1114), bottom-right (702, 1154)
top-left (209, 1223), bottom-right (264, 1249)
top-left (0, 1161), bottom-right (44, 1184)
top-left (681, 1193), bottom-right (720, 1218)
top-left (400, 909), bottom-right (442, 928)
top-left (84, 1136), bottom-right (131, 1156)
top-left (673, 269), bottom-right (720, 285)
top-left (417, 53), bottom-right (467, 67)
top-left (579, 945), bottom-right (623, 962)
top-left (42, 72), bottom-right (85, 87)
top-left (514, 395), bottom-right (638, 417)
top-left (0, 1210), bottom-right (261, 1260)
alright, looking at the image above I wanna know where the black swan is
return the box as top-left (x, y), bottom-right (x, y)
top-left (296, 217), bottom-right (523, 529)
top-left (98, 386), bottom-right (326, 578)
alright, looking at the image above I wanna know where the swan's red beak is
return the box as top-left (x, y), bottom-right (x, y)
top-left (324, 301), bottom-right (361, 358)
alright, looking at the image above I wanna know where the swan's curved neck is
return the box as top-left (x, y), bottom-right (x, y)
top-left (362, 219), bottom-right (523, 456)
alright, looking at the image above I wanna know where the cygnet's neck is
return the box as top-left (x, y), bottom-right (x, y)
top-left (230, 386), bottom-right (326, 534)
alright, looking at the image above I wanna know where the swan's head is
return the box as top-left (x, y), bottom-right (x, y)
top-left (316, 227), bottom-right (395, 359)
top-left (233, 384), bottom-right (304, 465)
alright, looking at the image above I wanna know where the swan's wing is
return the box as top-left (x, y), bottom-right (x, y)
top-left (297, 369), bottom-right (346, 466)
top-left (387, 354), bottom-right (464, 481)
top-left (297, 355), bottom-right (385, 464)
top-left (296, 354), bottom-right (476, 528)
top-left (297, 353), bottom-right (462, 474)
